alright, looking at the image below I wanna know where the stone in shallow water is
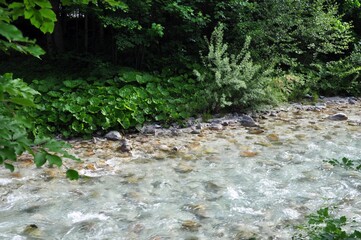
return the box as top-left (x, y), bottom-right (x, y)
top-left (104, 131), bottom-right (122, 140)
top-left (181, 220), bottom-right (201, 231)
top-left (327, 113), bottom-right (348, 121)
top-left (23, 224), bottom-right (42, 237)
top-left (118, 139), bottom-right (132, 152)
top-left (182, 204), bottom-right (208, 219)
top-left (248, 128), bottom-right (264, 134)
top-left (174, 163), bottom-right (194, 173)
top-left (267, 133), bottom-right (279, 141)
top-left (240, 150), bottom-right (259, 157)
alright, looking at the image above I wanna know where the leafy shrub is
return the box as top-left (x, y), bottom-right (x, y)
top-left (324, 157), bottom-right (361, 171)
top-left (306, 43), bottom-right (361, 96)
top-left (194, 24), bottom-right (281, 112)
top-left (27, 70), bottom-right (202, 137)
top-left (293, 207), bottom-right (361, 239)
top-left (237, 0), bottom-right (354, 67)
top-left (0, 73), bottom-right (80, 179)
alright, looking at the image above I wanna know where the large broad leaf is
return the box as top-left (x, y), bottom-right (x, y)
top-left (66, 169), bottom-right (79, 180)
top-left (0, 148), bottom-right (17, 161)
top-left (39, 8), bottom-right (56, 21)
top-left (34, 151), bottom-right (46, 167)
top-left (46, 154), bottom-right (62, 167)
top-left (0, 22), bottom-right (24, 41)
top-left (40, 20), bottom-right (55, 34)
top-left (62, 152), bottom-right (81, 162)
top-left (44, 140), bottom-right (68, 151)
top-left (35, 0), bottom-right (52, 9)
top-left (9, 97), bottom-right (36, 107)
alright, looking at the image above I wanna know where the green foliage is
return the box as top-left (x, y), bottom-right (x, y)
top-left (26, 69), bottom-right (201, 137)
top-left (237, 0), bottom-right (354, 66)
top-left (293, 207), bottom-right (361, 239)
top-left (305, 43), bottom-right (361, 96)
top-left (0, 73), bottom-right (80, 179)
top-left (325, 157), bottom-right (361, 171)
top-left (194, 24), bottom-right (280, 111)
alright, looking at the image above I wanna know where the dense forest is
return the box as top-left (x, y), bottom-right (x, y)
top-left (1, 0), bottom-right (361, 173)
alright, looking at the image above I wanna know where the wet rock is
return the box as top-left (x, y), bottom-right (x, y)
top-left (118, 139), bottom-right (132, 152)
top-left (315, 103), bottom-right (327, 110)
top-left (170, 128), bottom-right (182, 136)
top-left (158, 145), bottom-right (171, 152)
top-left (23, 224), bottom-right (41, 237)
top-left (239, 115), bottom-right (258, 127)
top-left (196, 123), bottom-right (208, 130)
top-left (248, 128), bottom-right (265, 134)
top-left (183, 204), bottom-right (208, 219)
top-left (181, 220), bottom-right (201, 231)
top-left (240, 150), bottom-right (259, 157)
top-left (128, 223), bottom-right (145, 234)
top-left (348, 97), bottom-right (357, 104)
top-left (173, 146), bottom-right (185, 152)
top-left (104, 131), bottom-right (122, 141)
top-left (141, 124), bottom-right (162, 135)
top-left (267, 133), bottom-right (279, 141)
top-left (327, 113), bottom-right (348, 121)
top-left (269, 111), bottom-right (277, 117)
top-left (209, 123), bottom-right (223, 131)
top-left (220, 119), bottom-right (237, 126)
top-left (190, 128), bottom-right (201, 134)
top-left (233, 224), bottom-right (259, 240)
top-left (205, 181), bottom-right (222, 192)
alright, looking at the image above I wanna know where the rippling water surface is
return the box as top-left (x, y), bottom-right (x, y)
top-left (1, 100), bottom-right (361, 239)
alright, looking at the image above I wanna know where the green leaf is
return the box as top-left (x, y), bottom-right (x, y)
top-left (23, 44), bottom-right (45, 57)
top-left (62, 152), bottom-right (81, 162)
top-left (66, 169), bottom-right (79, 180)
top-left (4, 163), bottom-right (15, 172)
top-left (34, 151), bottom-right (46, 167)
top-left (0, 148), bottom-right (17, 161)
top-left (9, 97), bottom-right (36, 107)
top-left (46, 154), bottom-right (62, 167)
top-left (44, 140), bottom-right (67, 151)
top-left (35, 0), bottom-right (52, 8)
top-left (40, 21), bottom-right (55, 33)
top-left (0, 22), bottom-right (24, 41)
top-left (39, 8), bottom-right (56, 21)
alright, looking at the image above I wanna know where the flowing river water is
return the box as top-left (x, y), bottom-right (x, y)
top-left (1, 98), bottom-right (361, 239)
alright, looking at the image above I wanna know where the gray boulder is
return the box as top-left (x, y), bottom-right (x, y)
top-left (239, 115), bottom-right (258, 127)
top-left (327, 113), bottom-right (348, 121)
top-left (104, 131), bottom-right (122, 140)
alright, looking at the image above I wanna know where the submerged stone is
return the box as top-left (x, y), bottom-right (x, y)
top-left (174, 163), bottom-right (194, 173)
top-left (181, 220), bottom-right (201, 231)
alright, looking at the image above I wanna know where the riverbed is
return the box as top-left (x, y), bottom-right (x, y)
top-left (1, 98), bottom-right (360, 239)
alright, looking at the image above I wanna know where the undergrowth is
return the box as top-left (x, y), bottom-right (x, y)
top-left (293, 207), bottom-right (361, 239)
